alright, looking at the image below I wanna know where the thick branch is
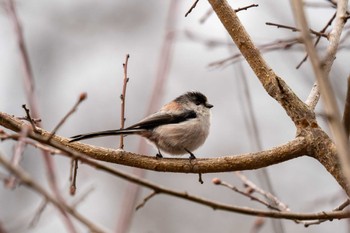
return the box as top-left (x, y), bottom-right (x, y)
top-left (208, 0), bottom-right (317, 130)
top-left (0, 112), bottom-right (307, 173)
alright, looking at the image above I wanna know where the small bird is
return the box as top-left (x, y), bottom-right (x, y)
top-left (70, 91), bottom-right (213, 159)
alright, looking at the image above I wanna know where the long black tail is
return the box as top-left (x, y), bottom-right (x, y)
top-left (69, 128), bottom-right (144, 142)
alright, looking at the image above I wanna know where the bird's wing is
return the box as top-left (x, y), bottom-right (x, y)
top-left (127, 110), bottom-right (197, 130)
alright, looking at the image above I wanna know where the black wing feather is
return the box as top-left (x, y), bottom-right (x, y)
top-left (127, 110), bottom-right (197, 130)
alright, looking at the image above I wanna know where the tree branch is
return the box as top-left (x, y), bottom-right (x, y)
top-left (0, 111), bottom-right (308, 173)
top-left (207, 0), bottom-right (316, 131)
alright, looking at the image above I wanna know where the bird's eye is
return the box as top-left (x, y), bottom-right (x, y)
top-left (195, 101), bottom-right (201, 106)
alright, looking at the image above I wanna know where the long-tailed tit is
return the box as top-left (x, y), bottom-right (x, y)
top-left (70, 91), bottom-right (213, 159)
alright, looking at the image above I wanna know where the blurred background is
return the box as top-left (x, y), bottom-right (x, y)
top-left (1, 0), bottom-right (350, 232)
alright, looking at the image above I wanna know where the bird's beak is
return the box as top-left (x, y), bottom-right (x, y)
top-left (205, 103), bottom-right (214, 109)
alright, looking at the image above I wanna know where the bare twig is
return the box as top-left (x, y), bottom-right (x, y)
top-left (47, 92), bottom-right (87, 195)
top-left (212, 178), bottom-right (281, 211)
top-left (4, 124), bottom-right (30, 189)
top-left (48, 93), bottom-right (87, 141)
top-left (208, 38), bottom-right (300, 68)
top-left (266, 22), bottom-right (328, 38)
top-left (297, 12), bottom-right (336, 70)
top-left (21, 104), bottom-right (38, 132)
top-left (135, 191), bottom-right (158, 210)
top-left (235, 4), bottom-right (259, 13)
top-left (119, 54), bottom-right (130, 149)
top-left (235, 172), bottom-right (289, 211)
top-left (69, 159), bottom-right (78, 195)
top-left (185, 0), bottom-right (199, 17)
top-left (304, 199), bottom-right (350, 226)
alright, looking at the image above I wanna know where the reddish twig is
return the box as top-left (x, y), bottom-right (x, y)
top-left (69, 159), bottom-right (79, 195)
top-left (48, 93), bottom-right (87, 141)
top-left (4, 124), bottom-right (30, 189)
top-left (119, 54), bottom-right (130, 149)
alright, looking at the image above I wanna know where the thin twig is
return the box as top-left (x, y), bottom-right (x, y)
top-left (296, 12), bottom-right (336, 70)
top-left (304, 199), bottom-right (350, 226)
top-left (69, 159), bottom-right (78, 195)
top-left (208, 38), bottom-right (300, 68)
top-left (119, 54), bottom-right (130, 149)
top-left (185, 0), bottom-right (199, 17)
top-left (212, 178), bottom-right (281, 211)
top-left (48, 93), bottom-right (87, 141)
top-left (235, 172), bottom-right (289, 211)
top-left (235, 4), bottom-right (259, 13)
top-left (135, 191), bottom-right (158, 210)
top-left (21, 104), bottom-right (38, 132)
top-left (266, 22), bottom-right (328, 38)
top-left (4, 124), bottom-right (30, 189)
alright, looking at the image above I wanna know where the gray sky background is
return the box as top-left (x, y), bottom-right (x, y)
top-left (1, 0), bottom-right (349, 232)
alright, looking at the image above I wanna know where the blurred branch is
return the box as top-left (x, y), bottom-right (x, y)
top-left (0, 152), bottom-right (106, 233)
top-left (4, 124), bottom-right (30, 188)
